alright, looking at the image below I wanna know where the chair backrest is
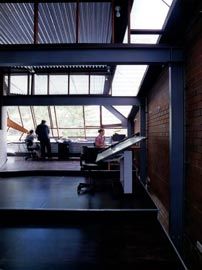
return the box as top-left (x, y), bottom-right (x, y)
top-left (25, 140), bottom-right (34, 150)
top-left (82, 146), bottom-right (100, 163)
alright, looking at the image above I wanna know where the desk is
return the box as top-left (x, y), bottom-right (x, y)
top-left (58, 142), bottom-right (69, 160)
top-left (96, 136), bottom-right (146, 194)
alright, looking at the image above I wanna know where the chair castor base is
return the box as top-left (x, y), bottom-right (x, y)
top-left (77, 183), bottom-right (94, 194)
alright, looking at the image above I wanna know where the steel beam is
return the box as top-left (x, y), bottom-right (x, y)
top-left (2, 95), bottom-right (139, 106)
top-left (128, 105), bottom-right (139, 120)
top-left (0, 44), bottom-right (183, 67)
top-left (130, 29), bottom-right (164, 35)
top-left (169, 63), bottom-right (185, 253)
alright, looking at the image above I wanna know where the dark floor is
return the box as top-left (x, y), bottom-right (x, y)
top-left (0, 176), bottom-right (157, 210)
top-left (0, 156), bottom-right (81, 172)
top-left (0, 157), bottom-right (187, 270)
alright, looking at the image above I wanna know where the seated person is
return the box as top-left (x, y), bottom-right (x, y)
top-left (95, 128), bottom-right (106, 148)
top-left (25, 130), bottom-right (40, 158)
top-left (25, 129), bottom-right (35, 145)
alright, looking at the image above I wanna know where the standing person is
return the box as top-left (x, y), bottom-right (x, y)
top-left (95, 128), bottom-right (106, 148)
top-left (35, 120), bottom-right (51, 159)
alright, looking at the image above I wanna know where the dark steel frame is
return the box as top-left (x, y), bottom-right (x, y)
top-left (0, 44), bottom-right (183, 67)
top-left (0, 42), bottom-right (185, 254)
top-left (169, 63), bottom-right (184, 252)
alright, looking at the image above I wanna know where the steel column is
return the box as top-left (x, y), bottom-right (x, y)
top-left (0, 73), bottom-right (3, 129)
top-left (169, 63), bottom-right (185, 252)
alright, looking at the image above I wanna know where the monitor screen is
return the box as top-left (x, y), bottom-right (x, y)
top-left (96, 135), bottom-right (146, 162)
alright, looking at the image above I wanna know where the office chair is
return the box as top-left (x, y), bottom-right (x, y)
top-left (78, 146), bottom-right (107, 194)
top-left (25, 140), bottom-right (39, 160)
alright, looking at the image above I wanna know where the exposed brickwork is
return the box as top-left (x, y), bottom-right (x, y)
top-left (132, 9), bottom-right (202, 270)
top-left (185, 23), bottom-right (202, 247)
top-left (147, 69), bottom-right (170, 210)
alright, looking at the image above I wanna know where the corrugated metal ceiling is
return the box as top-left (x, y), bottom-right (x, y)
top-left (0, 2), bottom-right (112, 44)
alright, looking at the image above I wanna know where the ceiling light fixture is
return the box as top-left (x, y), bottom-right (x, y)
top-left (115, 6), bottom-right (121, 18)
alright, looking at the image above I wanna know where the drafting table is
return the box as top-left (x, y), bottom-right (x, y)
top-left (96, 135), bottom-right (146, 194)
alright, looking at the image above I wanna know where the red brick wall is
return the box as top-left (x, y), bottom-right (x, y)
top-left (185, 30), bottom-right (202, 243)
top-left (147, 69), bottom-right (170, 210)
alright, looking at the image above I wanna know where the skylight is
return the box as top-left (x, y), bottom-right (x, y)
top-left (112, 0), bottom-right (174, 117)
top-left (112, 65), bottom-right (148, 97)
top-left (131, 0), bottom-right (172, 30)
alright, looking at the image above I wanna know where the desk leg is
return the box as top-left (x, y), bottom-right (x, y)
top-left (120, 151), bottom-right (133, 194)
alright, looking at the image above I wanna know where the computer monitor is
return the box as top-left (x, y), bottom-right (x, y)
top-left (96, 135), bottom-right (146, 162)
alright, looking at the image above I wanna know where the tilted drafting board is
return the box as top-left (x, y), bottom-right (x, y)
top-left (96, 135), bottom-right (146, 163)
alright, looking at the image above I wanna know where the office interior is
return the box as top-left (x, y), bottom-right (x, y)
top-left (0, 0), bottom-right (202, 269)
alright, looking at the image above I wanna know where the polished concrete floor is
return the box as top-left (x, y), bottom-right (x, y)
top-left (0, 156), bottom-right (81, 172)
top-left (0, 157), bottom-right (186, 270)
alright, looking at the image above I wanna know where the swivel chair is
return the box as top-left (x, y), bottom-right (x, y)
top-left (25, 140), bottom-right (39, 160)
top-left (78, 146), bottom-right (107, 194)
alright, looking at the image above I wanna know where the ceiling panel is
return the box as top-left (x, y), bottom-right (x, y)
top-left (38, 2), bottom-right (76, 43)
top-left (0, 3), bottom-right (34, 44)
top-left (79, 2), bottom-right (112, 43)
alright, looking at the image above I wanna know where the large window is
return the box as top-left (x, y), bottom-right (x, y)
top-left (7, 106), bottom-right (127, 141)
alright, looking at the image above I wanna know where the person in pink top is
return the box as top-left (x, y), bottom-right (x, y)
top-left (95, 128), bottom-right (105, 148)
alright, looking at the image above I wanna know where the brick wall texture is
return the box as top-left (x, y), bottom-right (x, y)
top-left (147, 70), bottom-right (170, 210)
top-left (185, 29), bottom-right (202, 244)
top-left (143, 19), bottom-right (202, 268)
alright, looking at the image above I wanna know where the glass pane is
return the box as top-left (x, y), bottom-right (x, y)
top-left (7, 107), bottom-right (21, 125)
top-left (130, 0), bottom-right (171, 29)
top-left (55, 106), bottom-right (84, 128)
top-left (70, 75), bottom-right (88, 94)
top-left (19, 106), bottom-right (34, 131)
top-left (113, 106), bottom-right (132, 117)
top-left (85, 129), bottom-right (101, 137)
top-left (38, 3), bottom-right (76, 43)
top-left (51, 128), bottom-right (58, 138)
top-left (35, 75), bottom-right (47, 95)
top-left (104, 128), bottom-right (127, 137)
top-left (10, 75), bottom-right (28, 94)
top-left (130, 34), bottom-right (159, 44)
top-left (7, 128), bottom-right (23, 142)
top-left (102, 107), bottom-right (121, 125)
top-left (90, 76), bottom-right (105, 94)
top-left (112, 65), bottom-right (147, 96)
top-left (49, 75), bottom-right (68, 94)
top-left (84, 106), bottom-right (100, 127)
top-left (59, 129), bottom-right (85, 138)
top-left (34, 106), bottom-right (50, 127)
